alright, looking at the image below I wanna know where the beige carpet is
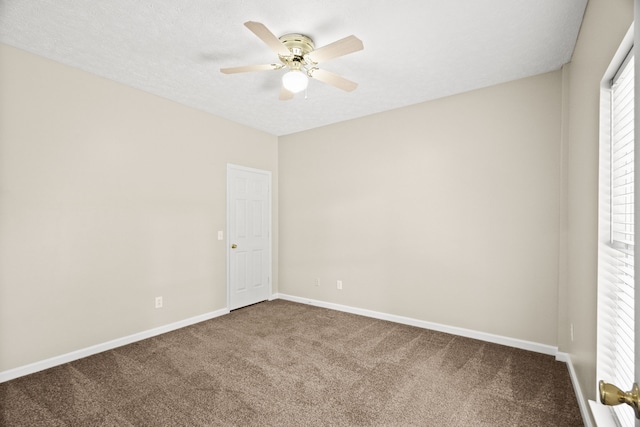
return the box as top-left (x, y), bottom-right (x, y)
top-left (1, 299), bottom-right (583, 426)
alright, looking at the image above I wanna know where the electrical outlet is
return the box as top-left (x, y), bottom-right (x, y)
top-left (315, 278), bottom-right (320, 287)
top-left (155, 296), bottom-right (163, 309)
top-left (337, 280), bottom-right (342, 290)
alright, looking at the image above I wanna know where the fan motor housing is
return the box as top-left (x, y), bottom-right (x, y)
top-left (278, 34), bottom-right (315, 61)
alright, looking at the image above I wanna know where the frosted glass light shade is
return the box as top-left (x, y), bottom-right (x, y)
top-left (282, 70), bottom-right (308, 93)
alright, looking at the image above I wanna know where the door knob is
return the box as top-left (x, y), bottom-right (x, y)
top-left (231, 244), bottom-right (237, 249)
top-left (599, 380), bottom-right (640, 419)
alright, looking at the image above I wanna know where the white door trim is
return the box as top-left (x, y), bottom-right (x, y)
top-left (226, 163), bottom-right (272, 310)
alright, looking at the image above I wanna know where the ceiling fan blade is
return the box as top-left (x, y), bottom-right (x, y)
top-left (308, 68), bottom-right (358, 92)
top-left (220, 63), bottom-right (283, 74)
top-left (307, 35), bottom-right (363, 64)
top-left (279, 87), bottom-right (294, 101)
top-left (244, 21), bottom-right (291, 57)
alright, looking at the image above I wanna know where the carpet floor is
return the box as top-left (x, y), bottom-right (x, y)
top-left (1, 299), bottom-right (583, 426)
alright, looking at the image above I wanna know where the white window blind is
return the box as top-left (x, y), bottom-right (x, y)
top-left (597, 49), bottom-right (635, 427)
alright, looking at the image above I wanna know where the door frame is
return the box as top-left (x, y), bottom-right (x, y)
top-left (226, 163), bottom-right (273, 310)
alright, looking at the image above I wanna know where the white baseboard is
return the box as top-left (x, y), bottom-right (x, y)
top-left (0, 293), bottom-right (580, 408)
top-left (589, 400), bottom-right (616, 427)
top-left (0, 308), bottom-right (229, 383)
top-left (559, 352), bottom-right (593, 427)
top-left (274, 293), bottom-right (559, 356)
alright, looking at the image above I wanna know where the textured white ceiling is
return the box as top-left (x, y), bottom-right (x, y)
top-left (0, 1), bottom-right (587, 136)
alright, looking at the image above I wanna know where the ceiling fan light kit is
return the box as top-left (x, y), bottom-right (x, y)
top-left (282, 70), bottom-right (308, 93)
top-left (220, 21), bottom-right (363, 100)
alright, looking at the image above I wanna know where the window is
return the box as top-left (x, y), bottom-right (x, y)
top-left (596, 36), bottom-right (635, 427)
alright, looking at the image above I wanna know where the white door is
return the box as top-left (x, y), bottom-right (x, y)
top-left (227, 164), bottom-right (272, 310)
top-left (594, 17), bottom-right (639, 427)
top-left (631, 5), bottom-right (640, 427)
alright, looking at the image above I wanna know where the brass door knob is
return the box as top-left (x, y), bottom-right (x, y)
top-left (600, 380), bottom-right (640, 419)
top-left (231, 244), bottom-right (237, 249)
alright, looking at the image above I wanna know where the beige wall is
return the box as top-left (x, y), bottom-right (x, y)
top-left (279, 71), bottom-right (562, 345)
top-left (0, 44), bottom-right (278, 371)
top-left (561, 0), bottom-right (633, 411)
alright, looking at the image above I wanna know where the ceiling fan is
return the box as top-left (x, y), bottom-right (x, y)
top-left (220, 21), bottom-right (364, 100)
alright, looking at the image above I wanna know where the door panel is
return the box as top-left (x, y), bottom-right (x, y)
top-left (228, 165), bottom-right (271, 310)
